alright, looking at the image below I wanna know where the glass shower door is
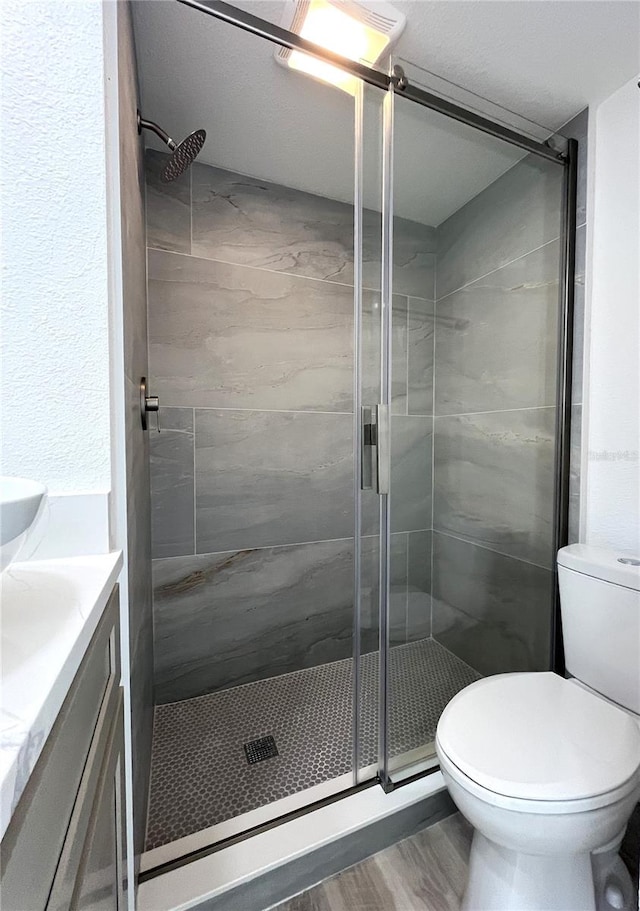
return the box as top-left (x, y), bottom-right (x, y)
top-left (353, 80), bottom-right (387, 785)
top-left (378, 62), bottom-right (567, 786)
top-left (355, 82), bottom-right (439, 789)
top-left (139, 4), bottom-right (393, 860)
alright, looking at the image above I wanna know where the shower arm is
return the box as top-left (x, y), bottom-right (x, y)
top-left (137, 112), bottom-right (177, 151)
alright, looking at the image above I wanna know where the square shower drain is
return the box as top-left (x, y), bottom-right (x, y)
top-left (244, 735), bottom-right (279, 764)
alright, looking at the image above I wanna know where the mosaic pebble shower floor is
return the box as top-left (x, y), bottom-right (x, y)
top-left (145, 638), bottom-right (480, 850)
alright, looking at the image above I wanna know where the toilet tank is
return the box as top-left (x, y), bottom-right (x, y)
top-left (558, 544), bottom-right (640, 714)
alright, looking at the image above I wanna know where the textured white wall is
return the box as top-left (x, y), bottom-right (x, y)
top-left (584, 74), bottom-right (640, 554)
top-left (1, 1), bottom-right (111, 493)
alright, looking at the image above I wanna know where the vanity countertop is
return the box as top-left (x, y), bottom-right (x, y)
top-left (0, 552), bottom-right (123, 839)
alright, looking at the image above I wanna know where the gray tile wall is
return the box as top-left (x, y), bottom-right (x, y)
top-left (385, 132), bottom-right (582, 686)
top-left (146, 152), bottom-right (435, 703)
top-left (431, 112), bottom-right (588, 676)
top-left (117, 1), bottom-right (154, 864)
top-left (436, 155), bottom-right (563, 299)
top-left (152, 541), bottom-right (376, 702)
top-left (145, 109), bottom-right (587, 702)
top-left (433, 408), bottom-right (556, 569)
top-left (431, 533), bottom-right (553, 675)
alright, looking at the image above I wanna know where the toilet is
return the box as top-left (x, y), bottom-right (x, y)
top-left (435, 544), bottom-right (640, 911)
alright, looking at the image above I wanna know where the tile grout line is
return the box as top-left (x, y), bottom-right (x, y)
top-left (153, 529), bottom-right (436, 563)
top-left (161, 403), bottom-right (549, 420)
top-left (434, 638), bottom-right (483, 680)
top-left (161, 405), bottom-right (436, 418)
top-left (435, 234), bottom-right (561, 304)
top-left (434, 404), bottom-right (556, 419)
top-left (432, 528), bottom-right (553, 573)
top-left (146, 244), bottom-right (436, 305)
top-left (164, 405), bottom-right (356, 417)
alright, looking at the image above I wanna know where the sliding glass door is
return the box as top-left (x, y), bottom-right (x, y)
top-left (352, 80), bottom-right (386, 785)
top-left (367, 61), bottom-right (568, 787)
top-left (139, 3), bottom-right (389, 863)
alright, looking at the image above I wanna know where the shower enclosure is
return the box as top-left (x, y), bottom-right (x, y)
top-left (132, 0), bottom-right (576, 876)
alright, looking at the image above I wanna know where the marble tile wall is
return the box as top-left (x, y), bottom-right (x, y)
top-left (436, 155), bottom-right (564, 300)
top-left (433, 407), bottom-right (556, 569)
top-left (434, 242), bottom-right (560, 415)
top-left (405, 530), bottom-right (432, 644)
top-left (146, 153), bottom-right (436, 703)
top-left (431, 119), bottom-right (588, 675)
top-left (152, 541), bottom-right (373, 703)
top-left (189, 163), bottom-right (436, 296)
top-left (194, 409), bottom-right (354, 553)
top-left (148, 249), bottom-right (354, 413)
top-left (146, 110), bottom-right (586, 700)
top-left (432, 533), bottom-right (552, 676)
top-left (359, 531), bottom-right (432, 649)
top-left (149, 407), bottom-right (194, 559)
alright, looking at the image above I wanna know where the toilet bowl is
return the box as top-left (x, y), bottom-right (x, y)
top-left (434, 544), bottom-right (640, 911)
top-left (435, 672), bottom-right (640, 911)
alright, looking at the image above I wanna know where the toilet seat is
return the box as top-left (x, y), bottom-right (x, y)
top-left (436, 735), bottom-right (640, 815)
top-left (436, 672), bottom-right (640, 808)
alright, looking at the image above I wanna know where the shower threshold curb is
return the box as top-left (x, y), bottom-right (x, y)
top-left (137, 771), bottom-right (453, 911)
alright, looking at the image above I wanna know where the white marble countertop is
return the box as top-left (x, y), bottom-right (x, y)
top-left (0, 552), bottom-right (123, 839)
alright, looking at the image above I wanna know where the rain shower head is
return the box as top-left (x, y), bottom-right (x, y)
top-left (163, 129), bottom-right (206, 181)
top-left (137, 111), bottom-right (206, 182)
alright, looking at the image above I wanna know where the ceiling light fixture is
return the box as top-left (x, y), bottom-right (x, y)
top-left (275, 0), bottom-right (406, 94)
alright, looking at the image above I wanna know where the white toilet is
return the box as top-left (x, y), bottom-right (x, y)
top-left (435, 544), bottom-right (640, 911)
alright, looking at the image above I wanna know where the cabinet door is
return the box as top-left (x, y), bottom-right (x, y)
top-left (73, 696), bottom-right (126, 911)
top-left (48, 693), bottom-right (127, 911)
top-left (1, 590), bottom-right (121, 911)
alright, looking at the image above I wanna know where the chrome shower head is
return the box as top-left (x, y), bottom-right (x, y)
top-left (137, 111), bottom-right (206, 182)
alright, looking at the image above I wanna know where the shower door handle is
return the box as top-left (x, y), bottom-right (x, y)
top-left (375, 404), bottom-right (390, 495)
top-left (361, 405), bottom-right (390, 495)
top-left (361, 406), bottom-right (375, 491)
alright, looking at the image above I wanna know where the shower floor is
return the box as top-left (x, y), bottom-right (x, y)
top-left (145, 638), bottom-right (480, 852)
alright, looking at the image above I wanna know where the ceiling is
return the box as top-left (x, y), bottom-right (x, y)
top-left (132, 0), bottom-right (639, 225)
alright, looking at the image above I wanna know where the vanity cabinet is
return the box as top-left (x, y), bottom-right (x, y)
top-left (1, 587), bottom-right (126, 911)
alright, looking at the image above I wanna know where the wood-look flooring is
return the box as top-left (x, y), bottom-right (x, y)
top-left (274, 807), bottom-right (640, 911)
top-left (272, 814), bottom-right (473, 911)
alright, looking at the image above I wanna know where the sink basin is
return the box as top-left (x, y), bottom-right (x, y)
top-left (0, 477), bottom-right (47, 571)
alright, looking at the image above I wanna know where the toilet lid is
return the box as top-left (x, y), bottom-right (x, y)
top-left (436, 672), bottom-right (640, 801)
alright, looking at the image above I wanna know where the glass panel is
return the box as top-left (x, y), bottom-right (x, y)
top-left (136, 4), bottom-right (377, 858)
top-left (354, 81), bottom-right (385, 784)
top-left (383, 67), bottom-right (565, 782)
